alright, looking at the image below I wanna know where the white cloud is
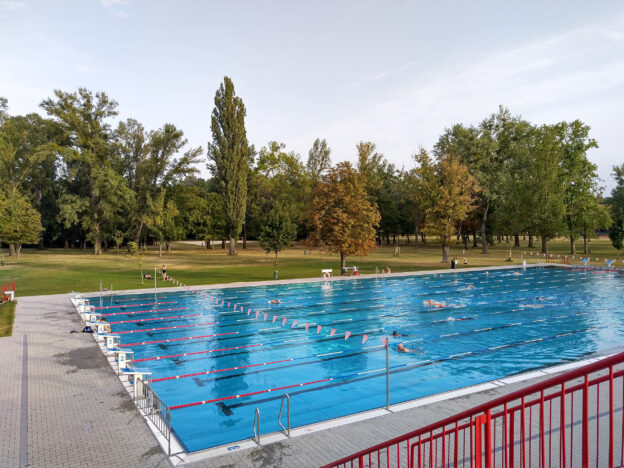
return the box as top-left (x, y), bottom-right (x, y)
top-left (100, 0), bottom-right (129, 19)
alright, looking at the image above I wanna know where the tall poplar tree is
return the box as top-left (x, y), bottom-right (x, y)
top-left (207, 77), bottom-right (250, 255)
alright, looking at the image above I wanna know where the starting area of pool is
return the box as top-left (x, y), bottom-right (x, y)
top-left (83, 265), bottom-right (624, 453)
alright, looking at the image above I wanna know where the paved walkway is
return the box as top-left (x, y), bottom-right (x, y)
top-left (0, 294), bottom-right (169, 467)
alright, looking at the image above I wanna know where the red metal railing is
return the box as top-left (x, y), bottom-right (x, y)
top-left (2, 281), bottom-right (15, 302)
top-left (323, 351), bottom-right (624, 468)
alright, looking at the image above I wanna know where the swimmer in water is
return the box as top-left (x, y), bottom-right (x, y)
top-left (270, 299), bottom-right (282, 304)
top-left (512, 272), bottom-right (521, 276)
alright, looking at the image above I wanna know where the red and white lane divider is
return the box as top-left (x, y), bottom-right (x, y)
top-left (92, 301), bottom-right (176, 310)
top-left (134, 343), bottom-right (262, 363)
top-left (119, 331), bottom-right (238, 347)
top-left (101, 307), bottom-right (188, 317)
top-left (108, 313), bottom-right (201, 324)
top-left (170, 378), bottom-right (332, 410)
top-left (116, 321), bottom-right (218, 334)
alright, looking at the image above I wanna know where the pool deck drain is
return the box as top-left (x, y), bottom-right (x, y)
top-left (1, 263), bottom-right (621, 467)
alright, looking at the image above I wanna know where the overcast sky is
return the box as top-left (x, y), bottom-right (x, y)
top-left (1, 1), bottom-right (623, 192)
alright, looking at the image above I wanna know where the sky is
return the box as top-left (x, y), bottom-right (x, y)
top-left (1, 1), bottom-right (623, 192)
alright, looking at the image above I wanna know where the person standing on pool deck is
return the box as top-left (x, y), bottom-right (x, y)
top-left (161, 264), bottom-right (167, 280)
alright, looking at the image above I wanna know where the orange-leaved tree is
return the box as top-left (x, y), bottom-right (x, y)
top-left (307, 162), bottom-right (380, 274)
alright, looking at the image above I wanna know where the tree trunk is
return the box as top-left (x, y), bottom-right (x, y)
top-left (243, 223), bottom-right (247, 249)
top-left (570, 238), bottom-right (576, 255)
top-left (221, 239), bottom-right (225, 249)
top-left (81, 239), bottom-right (87, 249)
top-left (528, 234), bottom-right (534, 248)
top-left (228, 235), bottom-right (236, 255)
top-left (473, 233), bottom-right (477, 248)
top-left (166, 240), bottom-right (170, 253)
top-left (480, 205), bottom-right (489, 254)
top-left (442, 244), bottom-right (449, 263)
top-left (583, 233), bottom-right (588, 254)
top-left (159, 242), bottom-right (162, 257)
top-left (15, 244), bottom-right (21, 257)
top-left (406, 234), bottom-right (410, 245)
top-left (541, 237), bottom-right (548, 254)
top-left (514, 233), bottom-right (520, 248)
top-left (64, 240), bottom-right (69, 249)
top-left (274, 251), bottom-right (278, 265)
top-left (134, 220), bottom-right (144, 244)
top-left (463, 234), bottom-right (468, 249)
top-left (421, 233), bottom-right (426, 244)
top-left (340, 253), bottom-right (346, 275)
top-left (94, 236), bottom-right (102, 255)
top-left (414, 217), bottom-right (419, 249)
top-left (8, 244), bottom-right (15, 256)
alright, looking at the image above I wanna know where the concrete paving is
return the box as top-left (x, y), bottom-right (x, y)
top-left (0, 294), bottom-right (169, 468)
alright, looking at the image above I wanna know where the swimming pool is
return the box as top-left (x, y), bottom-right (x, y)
top-left (89, 266), bottom-right (624, 452)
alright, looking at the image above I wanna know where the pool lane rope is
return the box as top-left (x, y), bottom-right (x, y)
top-left (119, 331), bottom-right (239, 347)
top-left (92, 301), bottom-right (176, 310)
top-left (108, 313), bottom-right (201, 324)
top-left (100, 307), bottom-right (189, 317)
top-left (133, 343), bottom-right (262, 363)
top-left (168, 323), bottom-right (609, 411)
top-left (115, 321), bottom-right (218, 334)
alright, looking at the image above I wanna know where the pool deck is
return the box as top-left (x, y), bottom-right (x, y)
top-left (1, 264), bottom-right (621, 467)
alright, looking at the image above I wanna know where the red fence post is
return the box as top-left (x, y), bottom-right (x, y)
top-left (485, 411), bottom-right (492, 468)
top-left (475, 416), bottom-right (483, 468)
top-left (560, 382), bottom-right (567, 467)
top-left (609, 365), bottom-right (614, 468)
top-left (582, 375), bottom-right (590, 467)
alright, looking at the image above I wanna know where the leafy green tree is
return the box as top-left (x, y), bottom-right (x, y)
top-left (116, 119), bottom-right (201, 243)
top-left (207, 76), bottom-right (250, 255)
top-left (0, 192), bottom-right (43, 257)
top-left (258, 206), bottom-right (297, 265)
top-left (306, 138), bottom-right (331, 182)
top-left (609, 164), bottom-right (624, 221)
top-left (609, 218), bottom-right (624, 253)
top-left (435, 107), bottom-right (515, 254)
top-left (424, 156), bottom-right (480, 262)
top-left (524, 125), bottom-right (566, 254)
top-left (308, 162), bottom-right (380, 273)
top-left (145, 192), bottom-right (180, 257)
top-left (406, 149), bottom-right (438, 248)
top-left (556, 120), bottom-right (599, 254)
top-left (41, 88), bottom-right (133, 254)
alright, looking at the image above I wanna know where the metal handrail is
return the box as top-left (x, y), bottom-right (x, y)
top-left (253, 407), bottom-right (260, 445)
top-left (135, 377), bottom-right (172, 456)
top-left (278, 393), bottom-right (290, 437)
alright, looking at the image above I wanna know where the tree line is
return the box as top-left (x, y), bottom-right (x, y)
top-left (0, 78), bottom-right (622, 267)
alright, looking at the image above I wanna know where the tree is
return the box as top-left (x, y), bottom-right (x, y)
top-left (435, 107), bottom-right (515, 254)
top-left (523, 125), bottom-right (567, 254)
top-left (609, 164), bottom-right (624, 221)
top-left (207, 76), bottom-right (250, 255)
top-left (609, 218), bottom-right (624, 253)
top-left (145, 192), bottom-right (180, 257)
top-left (41, 88), bottom-right (132, 254)
top-left (308, 162), bottom-right (380, 273)
top-left (306, 138), bottom-right (331, 182)
top-left (556, 120), bottom-right (599, 254)
top-left (424, 156), bottom-right (479, 262)
top-left (258, 206), bottom-right (297, 265)
top-left (117, 120), bottom-right (201, 243)
top-left (0, 192), bottom-right (44, 257)
top-left (406, 149), bottom-right (438, 248)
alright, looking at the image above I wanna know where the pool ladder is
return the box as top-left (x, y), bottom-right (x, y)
top-left (278, 393), bottom-right (290, 437)
top-left (253, 393), bottom-right (291, 445)
top-left (253, 408), bottom-right (260, 444)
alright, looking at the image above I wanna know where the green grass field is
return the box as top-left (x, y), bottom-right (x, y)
top-left (0, 237), bottom-right (620, 297)
top-left (0, 301), bottom-right (16, 337)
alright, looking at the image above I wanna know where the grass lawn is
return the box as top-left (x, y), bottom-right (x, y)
top-left (0, 237), bottom-right (620, 297)
top-left (0, 301), bottom-right (16, 337)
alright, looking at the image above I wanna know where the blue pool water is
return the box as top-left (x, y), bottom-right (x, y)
top-left (88, 266), bottom-right (624, 452)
